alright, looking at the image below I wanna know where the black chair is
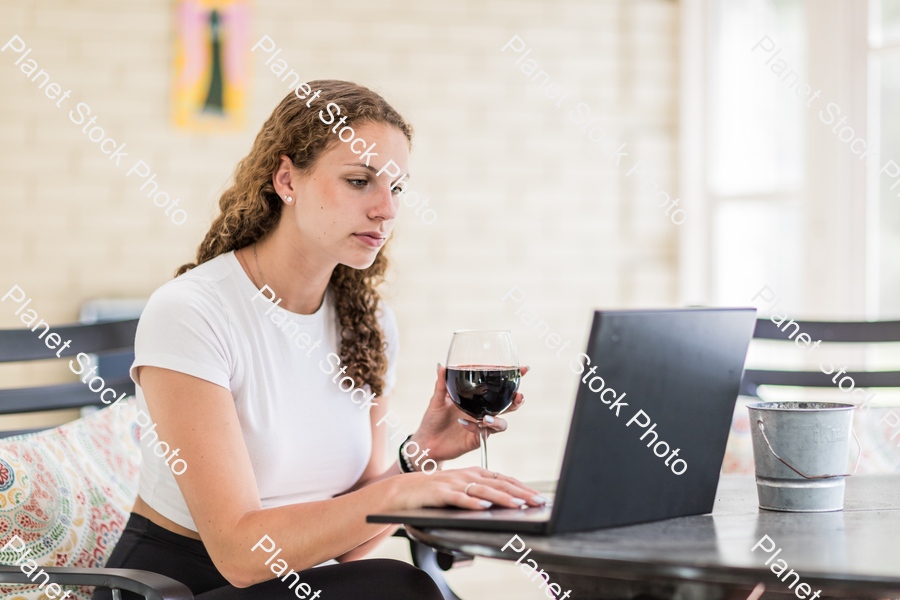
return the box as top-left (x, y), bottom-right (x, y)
top-left (0, 319), bottom-right (190, 599)
top-left (739, 318), bottom-right (900, 398)
top-left (392, 529), bottom-right (472, 600)
top-left (0, 319), bottom-right (471, 600)
top-left (0, 319), bottom-right (139, 435)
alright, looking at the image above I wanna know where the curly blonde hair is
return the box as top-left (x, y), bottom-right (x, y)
top-left (177, 80), bottom-right (413, 397)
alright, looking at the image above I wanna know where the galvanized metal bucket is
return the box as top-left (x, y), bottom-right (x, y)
top-left (747, 402), bottom-right (860, 512)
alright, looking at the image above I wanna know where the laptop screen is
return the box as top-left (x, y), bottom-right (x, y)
top-left (550, 308), bottom-right (756, 534)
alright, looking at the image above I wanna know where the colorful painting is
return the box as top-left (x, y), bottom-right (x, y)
top-left (171, 0), bottom-right (251, 132)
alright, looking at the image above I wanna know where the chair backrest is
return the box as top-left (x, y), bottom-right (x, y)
top-left (739, 318), bottom-right (900, 398)
top-left (727, 318), bottom-right (900, 475)
top-left (0, 320), bottom-right (139, 420)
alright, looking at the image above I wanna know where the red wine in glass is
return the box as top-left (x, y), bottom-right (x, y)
top-left (445, 330), bottom-right (519, 469)
top-left (445, 365), bottom-right (520, 420)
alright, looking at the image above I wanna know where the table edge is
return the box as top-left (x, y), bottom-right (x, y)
top-left (405, 527), bottom-right (900, 595)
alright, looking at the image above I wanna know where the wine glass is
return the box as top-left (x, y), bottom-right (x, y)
top-left (445, 330), bottom-right (520, 469)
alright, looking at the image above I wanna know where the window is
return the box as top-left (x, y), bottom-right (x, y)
top-left (706, 0), bottom-right (806, 311)
top-left (870, 0), bottom-right (900, 318)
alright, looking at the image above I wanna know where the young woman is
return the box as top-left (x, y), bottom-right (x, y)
top-left (94, 80), bottom-right (545, 600)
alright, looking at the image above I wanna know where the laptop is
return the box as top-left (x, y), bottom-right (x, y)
top-left (368, 308), bottom-right (757, 535)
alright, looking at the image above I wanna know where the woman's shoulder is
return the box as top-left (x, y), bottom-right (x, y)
top-left (376, 299), bottom-right (398, 337)
top-left (133, 254), bottom-right (239, 388)
top-left (376, 298), bottom-right (400, 369)
top-left (144, 253), bottom-right (238, 319)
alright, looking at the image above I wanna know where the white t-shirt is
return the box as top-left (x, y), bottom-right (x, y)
top-left (131, 251), bottom-right (399, 532)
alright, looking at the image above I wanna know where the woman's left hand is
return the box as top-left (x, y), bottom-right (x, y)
top-left (408, 365), bottom-right (529, 465)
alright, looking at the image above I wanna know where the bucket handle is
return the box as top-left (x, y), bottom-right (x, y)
top-left (755, 420), bottom-right (861, 479)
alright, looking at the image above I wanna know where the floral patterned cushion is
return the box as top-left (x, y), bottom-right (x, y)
top-left (722, 396), bottom-right (900, 475)
top-left (0, 400), bottom-right (141, 600)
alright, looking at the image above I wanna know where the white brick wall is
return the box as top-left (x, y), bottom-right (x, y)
top-left (0, 0), bottom-right (679, 595)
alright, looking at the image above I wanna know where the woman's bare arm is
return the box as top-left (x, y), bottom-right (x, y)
top-left (140, 366), bottom-right (542, 587)
top-left (139, 366), bottom-right (400, 586)
top-left (342, 389), bottom-right (402, 492)
top-left (334, 393), bottom-right (401, 561)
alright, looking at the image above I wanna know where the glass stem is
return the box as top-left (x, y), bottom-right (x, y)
top-left (479, 422), bottom-right (489, 470)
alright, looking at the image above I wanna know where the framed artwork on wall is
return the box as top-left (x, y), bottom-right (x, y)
top-left (171, 0), bottom-right (251, 132)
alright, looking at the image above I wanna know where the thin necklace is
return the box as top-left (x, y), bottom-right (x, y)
top-left (237, 246), bottom-right (260, 288)
top-left (253, 243), bottom-right (268, 288)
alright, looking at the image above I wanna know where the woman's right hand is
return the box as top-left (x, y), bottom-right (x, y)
top-left (390, 467), bottom-right (548, 511)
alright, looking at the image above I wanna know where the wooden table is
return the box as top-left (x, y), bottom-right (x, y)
top-left (405, 474), bottom-right (900, 600)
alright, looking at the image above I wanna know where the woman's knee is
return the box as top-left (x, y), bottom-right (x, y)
top-left (356, 559), bottom-right (443, 599)
top-left (197, 559), bottom-right (444, 600)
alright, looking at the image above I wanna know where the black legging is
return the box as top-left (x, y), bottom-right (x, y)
top-left (91, 513), bottom-right (443, 600)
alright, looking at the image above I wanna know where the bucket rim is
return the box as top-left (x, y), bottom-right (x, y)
top-left (747, 401), bottom-right (856, 411)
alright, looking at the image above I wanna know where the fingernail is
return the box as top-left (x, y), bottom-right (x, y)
top-left (532, 495), bottom-right (548, 504)
top-left (458, 418), bottom-right (471, 426)
top-left (478, 500), bottom-right (492, 508)
top-left (511, 498), bottom-right (526, 506)
top-left (484, 415), bottom-right (494, 424)
top-left (436, 362), bottom-right (441, 374)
